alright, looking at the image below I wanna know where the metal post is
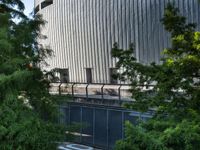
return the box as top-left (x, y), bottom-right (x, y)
top-left (72, 83), bottom-right (76, 100)
top-left (80, 107), bottom-right (83, 142)
top-left (118, 84), bottom-right (122, 101)
top-left (93, 108), bottom-right (95, 145)
top-left (122, 111), bottom-right (124, 139)
top-left (86, 84), bottom-right (89, 100)
top-left (67, 105), bottom-right (70, 125)
top-left (101, 84), bottom-right (105, 100)
top-left (69, 105), bottom-right (71, 124)
top-left (106, 109), bottom-right (109, 149)
top-left (59, 83), bottom-right (62, 95)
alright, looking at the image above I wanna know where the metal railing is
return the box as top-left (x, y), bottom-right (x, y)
top-left (50, 82), bottom-right (155, 102)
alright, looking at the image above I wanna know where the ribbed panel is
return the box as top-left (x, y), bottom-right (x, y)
top-left (36, 0), bottom-right (200, 83)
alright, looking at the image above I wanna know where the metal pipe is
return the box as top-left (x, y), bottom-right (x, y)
top-left (93, 108), bottom-right (95, 145)
top-left (101, 84), bottom-right (105, 100)
top-left (72, 83), bottom-right (76, 99)
top-left (86, 84), bottom-right (89, 100)
top-left (118, 84), bottom-right (122, 101)
top-left (58, 83), bottom-right (62, 95)
top-left (80, 107), bottom-right (83, 142)
top-left (106, 110), bottom-right (109, 149)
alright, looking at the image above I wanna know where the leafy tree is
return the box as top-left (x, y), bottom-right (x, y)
top-left (112, 3), bottom-right (200, 150)
top-left (0, 1), bottom-right (67, 149)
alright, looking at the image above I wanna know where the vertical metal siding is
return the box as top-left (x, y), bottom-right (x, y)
top-left (35, 0), bottom-right (200, 83)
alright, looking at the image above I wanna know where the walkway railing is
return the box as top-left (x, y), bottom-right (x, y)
top-left (49, 82), bottom-right (155, 102)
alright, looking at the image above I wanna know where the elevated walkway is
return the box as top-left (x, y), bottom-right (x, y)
top-left (49, 83), bottom-right (133, 106)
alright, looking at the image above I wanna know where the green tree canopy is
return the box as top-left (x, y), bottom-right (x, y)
top-left (0, 1), bottom-right (66, 149)
top-left (112, 3), bottom-right (200, 150)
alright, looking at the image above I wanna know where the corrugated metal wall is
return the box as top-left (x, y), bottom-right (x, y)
top-left (35, 0), bottom-right (200, 84)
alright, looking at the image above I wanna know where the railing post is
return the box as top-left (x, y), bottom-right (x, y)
top-left (106, 110), bottom-right (109, 149)
top-left (86, 84), bottom-right (89, 100)
top-left (122, 111), bottom-right (124, 139)
top-left (93, 108), bottom-right (95, 145)
top-left (101, 84), bottom-right (105, 100)
top-left (118, 84), bottom-right (122, 101)
top-left (72, 83), bottom-right (76, 100)
top-left (59, 83), bottom-right (62, 95)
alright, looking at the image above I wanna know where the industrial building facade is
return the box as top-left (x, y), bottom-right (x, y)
top-left (34, 0), bottom-right (200, 84)
top-left (34, 1), bottom-right (200, 149)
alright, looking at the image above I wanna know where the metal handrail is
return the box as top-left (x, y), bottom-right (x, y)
top-left (50, 81), bottom-right (155, 87)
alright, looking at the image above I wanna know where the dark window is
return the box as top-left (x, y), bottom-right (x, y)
top-left (41, 0), bottom-right (53, 9)
top-left (86, 68), bottom-right (92, 83)
top-left (59, 69), bottom-right (69, 83)
top-left (110, 68), bottom-right (118, 84)
top-left (34, 5), bottom-right (39, 14)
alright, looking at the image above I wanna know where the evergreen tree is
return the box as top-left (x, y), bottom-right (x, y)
top-left (0, 1), bottom-right (66, 149)
top-left (112, 3), bottom-right (200, 150)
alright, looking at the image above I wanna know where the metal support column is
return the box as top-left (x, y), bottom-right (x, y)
top-left (122, 111), bottom-right (125, 139)
top-left (72, 83), bottom-right (76, 100)
top-left (86, 84), bottom-right (89, 100)
top-left (118, 84), bottom-right (122, 101)
top-left (101, 84), bottom-right (105, 100)
top-left (93, 108), bottom-right (95, 145)
top-left (58, 83), bottom-right (62, 95)
top-left (80, 107), bottom-right (83, 142)
top-left (106, 110), bottom-right (109, 149)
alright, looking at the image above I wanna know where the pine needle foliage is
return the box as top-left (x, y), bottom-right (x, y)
top-left (0, 1), bottom-right (67, 149)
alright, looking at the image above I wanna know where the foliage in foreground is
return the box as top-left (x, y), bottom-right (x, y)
top-left (0, 1), bottom-right (67, 149)
top-left (112, 3), bottom-right (200, 150)
top-left (116, 118), bottom-right (200, 150)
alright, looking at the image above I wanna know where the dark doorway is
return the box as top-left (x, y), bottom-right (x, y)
top-left (86, 68), bottom-right (92, 83)
top-left (59, 69), bottom-right (69, 83)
